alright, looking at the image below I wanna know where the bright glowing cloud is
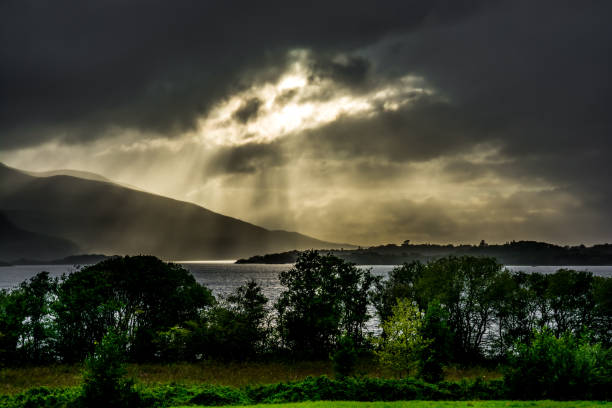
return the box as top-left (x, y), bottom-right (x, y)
top-left (195, 51), bottom-right (433, 146)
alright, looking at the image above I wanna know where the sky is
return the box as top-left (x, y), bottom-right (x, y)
top-left (1, 0), bottom-right (611, 246)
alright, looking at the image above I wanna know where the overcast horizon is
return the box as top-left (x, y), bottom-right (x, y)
top-left (1, 1), bottom-right (611, 246)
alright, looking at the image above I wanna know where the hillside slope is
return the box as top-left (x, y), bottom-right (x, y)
top-left (0, 212), bottom-right (79, 261)
top-left (0, 163), bottom-right (341, 260)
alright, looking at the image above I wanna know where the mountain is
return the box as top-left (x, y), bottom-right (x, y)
top-left (23, 168), bottom-right (114, 183)
top-left (0, 212), bottom-right (79, 261)
top-left (0, 163), bottom-right (344, 260)
top-left (24, 168), bottom-right (143, 191)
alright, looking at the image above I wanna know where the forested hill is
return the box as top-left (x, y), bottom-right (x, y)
top-left (236, 241), bottom-right (612, 265)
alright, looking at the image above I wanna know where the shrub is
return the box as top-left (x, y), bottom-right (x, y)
top-left (79, 329), bottom-right (141, 408)
top-left (418, 300), bottom-right (453, 382)
top-left (0, 386), bottom-right (80, 408)
top-left (331, 336), bottom-right (358, 378)
top-left (504, 327), bottom-right (612, 400)
top-left (204, 279), bottom-right (270, 360)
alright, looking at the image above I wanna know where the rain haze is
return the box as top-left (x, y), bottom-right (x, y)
top-left (1, 0), bottom-right (611, 247)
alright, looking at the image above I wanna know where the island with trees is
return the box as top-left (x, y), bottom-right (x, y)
top-left (236, 240), bottom-right (612, 265)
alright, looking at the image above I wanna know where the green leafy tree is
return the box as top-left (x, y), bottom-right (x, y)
top-left (592, 276), bottom-right (612, 347)
top-left (0, 288), bottom-right (20, 364)
top-left (0, 272), bottom-right (57, 364)
top-left (372, 261), bottom-right (424, 325)
top-left (418, 300), bottom-right (453, 382)
top-left (204, 279), bottom-right (269, 360)
top-left (417, 256), bottom-right (504, 362)
top-left (373, 298), bottom-right (429, 377)
top-left (80, 329), bottom-right (140, 408)
top-left (331, 335), bottom-right (358, 379)
top-left (54, 256), bottom-right (214, 362)
top-left (545, 269), bottom-right (595, 336)
top-left (489, 271), bottom-right (541, 358)
top-left (275, 250), bottom-right (375, 357)
top-left (505, 327), bottom-right (612, 400)
top-left (16, 271), bottom-right (57, 363)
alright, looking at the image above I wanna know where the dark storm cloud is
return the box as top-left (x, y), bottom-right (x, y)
top-left (2, 0), bottom-right (612, 244)
top-left (206, 143), bottom-right (286, 175)
top-left (233, 98), bottom-right (263, 124)
top-left (311, 55), bottom-right (371, 86)
top-left (0, 0), bottom-right (487, 149)
top-left (285, 97), bottom-right (497, 162)
top-left (368, 0), bottom-right (612, 182)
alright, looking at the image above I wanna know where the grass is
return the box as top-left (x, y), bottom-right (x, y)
top-left (171, 402), bottom-right (612, 408)
top-left (0, 359), bottom-right (502, 395)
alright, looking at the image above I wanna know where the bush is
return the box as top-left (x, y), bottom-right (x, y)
top-left (418, 300), bottom-right (453, 382)
top-left (203, 279), bottom-right (270, 360)
top-left (331, 336), bottom-right (358, 378)
top-left (504, 327), bottom-right (612, 400)
top-left (79, 329), bottom-right (142, 408)
top-left (0, 386), bottom-right (80, 408)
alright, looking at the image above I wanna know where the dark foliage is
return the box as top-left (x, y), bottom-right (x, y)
top-left (0, 272), bottom-right (57, 365)
top-left (53, 256), bottom-right (213, 362)
top-left (331, 336), bottom-right (359, 379)
top-left (275, 250), bottom-right (376, 357)
top-left (373, 256), bottom-right (612, 363)
top-left (504, 328), bottom-right (612, 400)
top-left (0, 253), bottom-right (611, 404)
top-left (237, 241), bottom-right (612, 266)
top-left (418, 300), bottom-right (453, 382)
top-left (199, 279), bottom-right (269, 360)
top-left (79, 329), bottom-right (141, 408)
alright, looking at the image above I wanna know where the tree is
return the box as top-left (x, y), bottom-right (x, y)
top-left (331, 335), bottom-right (358, 379)
top-left (204, 279), bottom-right (269, 360)
top-left (418, 300), bottom-right (453, 382)
top-left (373, 298), bottom-right (429, 377)
top-left (54, 256), bottom-right (214, 362)
top-left (0, 272), bottom-right (57, 364)
top-left (592, 276), bottom-right (612, 347)
top-left (16, 271), bottom-right (57, 363)
top-left (372, 261), bottom-right (424, 328)
top-left (80, 329), bottom-right (140, 408)
top-left (545, 269), bottom-right (595, 336)
top-left (0, 288), bottom-right (20, 364)
top-left (504, 327), bottom-right (612, 400)
top-left (373, 256), bottom-right (507, 362)
top-left (416, 256), bottom-right (505, 361)
top-left (275, 250), bottom-right (375, 357)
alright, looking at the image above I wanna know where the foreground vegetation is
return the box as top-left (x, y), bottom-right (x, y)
top-left (174, 402), bottom-right (612, 408)
top-left (1, 374), bottom-right (610, 408)
top-left (1, 252), bottom-right (610, 406)
top-left (0, 361), bottom-right (502, 395)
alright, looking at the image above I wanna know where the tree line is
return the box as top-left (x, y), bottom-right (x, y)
top-left (0, 252), bottom-right (610, 368)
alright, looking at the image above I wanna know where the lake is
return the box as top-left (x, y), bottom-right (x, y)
top-left (2, 263), bottom-right (611, 333)
top-left (2, 262), bottom-right (611, 298)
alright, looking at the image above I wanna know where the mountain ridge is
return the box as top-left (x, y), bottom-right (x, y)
top-left (0, 163), bottom-right (347, 260)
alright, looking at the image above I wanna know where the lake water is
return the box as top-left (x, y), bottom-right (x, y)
top-left (1, 262), bottom-right (611, 297)
top-left (2, 263), bottom-right (611, 333)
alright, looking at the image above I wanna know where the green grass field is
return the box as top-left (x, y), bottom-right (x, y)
top-left (0, 360), bottom-right (501, 395)
top-left (171, 401), bottom-right (612, 408)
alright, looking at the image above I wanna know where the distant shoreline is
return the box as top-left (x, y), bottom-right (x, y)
top-left (235, 241), bottom-right (612, 265)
